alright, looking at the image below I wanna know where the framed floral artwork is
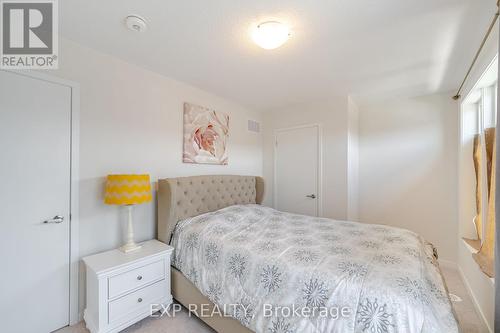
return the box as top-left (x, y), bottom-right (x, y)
top-left (183, 102), bottom-right (229, 165)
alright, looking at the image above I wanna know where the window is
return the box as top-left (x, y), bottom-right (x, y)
top-left (460, 55), bottom-right (497, 278)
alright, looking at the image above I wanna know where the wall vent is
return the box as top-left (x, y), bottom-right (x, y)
top-left (247, 119), bottom-right (260, 133)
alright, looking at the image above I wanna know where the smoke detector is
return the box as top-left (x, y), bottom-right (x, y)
top-left (125, 15), bottom-right (148, 33)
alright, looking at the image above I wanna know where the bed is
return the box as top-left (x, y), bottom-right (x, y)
top-left (157, 175), bottom-right (459, 333)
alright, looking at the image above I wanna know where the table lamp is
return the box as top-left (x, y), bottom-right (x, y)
top-left (104, 174), bottom-right (152, 253)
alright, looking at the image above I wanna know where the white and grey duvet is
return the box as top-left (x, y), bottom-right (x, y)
top-left (170, 204), bottom-right (458, 333)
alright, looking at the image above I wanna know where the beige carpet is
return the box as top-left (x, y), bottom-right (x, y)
top-left (58, 266), bottom-right (488, 333)
top-left (55, 305), bottom-right (215, 333)
top-left (440, 266), bottom-right (489, 333)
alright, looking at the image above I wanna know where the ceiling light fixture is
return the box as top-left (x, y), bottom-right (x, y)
top-left (125, 15), bottom-right (148, 33)
top-left (252, 21), bottom-right (290, 50)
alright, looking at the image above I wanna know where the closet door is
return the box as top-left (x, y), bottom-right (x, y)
top-left (275, 125), bottom-right (320, 216)
top-left (0, 70), bottom-right (72, 333)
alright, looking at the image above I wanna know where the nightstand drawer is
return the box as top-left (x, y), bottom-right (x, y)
top-left (108, 279), bottom-right (165, 323)
top-left (108, 260), bottom-right (165, 299)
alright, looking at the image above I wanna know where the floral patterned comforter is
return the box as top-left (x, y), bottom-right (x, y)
top-left (170, 204), bottom-right (459, 333)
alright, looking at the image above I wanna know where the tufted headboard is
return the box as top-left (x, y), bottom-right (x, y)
top-left (157, 175), bottom-right (264, 244)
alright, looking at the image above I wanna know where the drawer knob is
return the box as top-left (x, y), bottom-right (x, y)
top-left (137, 275), bottom-right (142, 281)
top-left (138, 298), bottom-right (143, 303)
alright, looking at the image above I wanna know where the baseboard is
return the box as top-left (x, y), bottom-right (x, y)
top-left (456, 265), bottom-right (493, 333)
top-left (83, 309), bottom-right (96, 333)
top-left (69, 310), bottom-right (84, 326)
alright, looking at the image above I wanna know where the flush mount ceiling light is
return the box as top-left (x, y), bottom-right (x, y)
top-left (252, 21), bottom-right (290, 50)
top-left (125, 15), bottom-right (148, 33)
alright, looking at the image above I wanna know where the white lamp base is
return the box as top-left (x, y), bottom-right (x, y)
top-left (119, 205), bottom-right (142, 253)
top-left (120, 242), bottom-right (142, 253)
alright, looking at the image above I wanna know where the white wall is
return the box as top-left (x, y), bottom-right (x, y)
top-left (347, 97), bottom-right (360, 221)
top-left (358, 93), bottom-right (458, 262)
top-left (51, 39), bottom-right (263, 315)
top-left (262, 99), bottom-right (349, 220)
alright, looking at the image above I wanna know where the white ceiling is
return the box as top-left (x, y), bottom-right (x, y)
top-left (60, 0), bottom-right (496, 111)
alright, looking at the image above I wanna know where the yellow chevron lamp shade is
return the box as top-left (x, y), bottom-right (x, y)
top-left (104, 174), bottom-right (152, 205)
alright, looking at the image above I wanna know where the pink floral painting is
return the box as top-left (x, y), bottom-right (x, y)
top-left (183, 102), bottom-right (229, 165)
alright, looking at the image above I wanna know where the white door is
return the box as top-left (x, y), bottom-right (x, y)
top-left (0, 71), bottom-right (72, 333)
top-left (275, 125), bottom-right (320, 216)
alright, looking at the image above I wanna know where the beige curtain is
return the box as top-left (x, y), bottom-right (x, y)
top-left (473, 128), bottom-right (496, 277)
top-left (464, 134), bottom-right (483, 250)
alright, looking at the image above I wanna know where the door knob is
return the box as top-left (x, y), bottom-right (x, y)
top-left (306, 194), bottom-right (316, 199)
top-left (43, 215), bottom-right (64, 224)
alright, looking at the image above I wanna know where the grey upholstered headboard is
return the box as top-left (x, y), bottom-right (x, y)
top-left (157, 175), bottom-right (264, 244)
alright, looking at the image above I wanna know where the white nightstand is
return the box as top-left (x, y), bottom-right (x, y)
top-left (82, 240), bottom-right (173, 333)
